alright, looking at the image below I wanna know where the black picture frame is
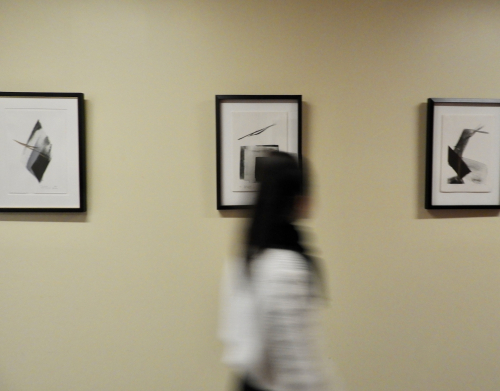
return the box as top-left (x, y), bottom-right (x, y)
top-left (0, 92), bottom-right (86, 212)
top-left (216, 95), bottom-right (302, 210)
top-left (426, 98), bottom-right (500, 209)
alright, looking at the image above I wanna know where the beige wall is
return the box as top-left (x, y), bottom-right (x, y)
top-left (1, 1), bottom-right (500, 390)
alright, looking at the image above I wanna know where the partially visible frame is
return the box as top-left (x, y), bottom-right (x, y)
top-left (426, 98), bottom-right (500, 209)
top-left (216, 95), bottom-right (302, 209)
top-left (0, 92), bottom-right (86, 212)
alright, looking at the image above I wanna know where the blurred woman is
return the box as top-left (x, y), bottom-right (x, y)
top-left (220, 151), bottom-right (329, 391)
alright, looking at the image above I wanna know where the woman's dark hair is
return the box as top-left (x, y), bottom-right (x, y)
top-left (244, 151), bottom-right (308, 264)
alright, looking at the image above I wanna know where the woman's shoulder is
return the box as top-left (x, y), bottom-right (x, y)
top-left (258, 248), bottom-right (307, 261)
top-left (252, 249), bottom-right (309, 277)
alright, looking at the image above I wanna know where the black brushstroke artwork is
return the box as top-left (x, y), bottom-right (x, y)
top-left (447, 126), bottom-right (488, 184)
top-left (14, 120), bottom-right (52, 182)
top-left (237, 123), bottom-right (276, 140)
top-left (240, 145), bottom-right (279, 182)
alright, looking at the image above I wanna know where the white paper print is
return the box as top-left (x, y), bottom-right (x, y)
top-left (232, 111), bottom-right (288, 191)
top-left (440, 114), bottom-right (494, 193)
top-left (5, 109), bottom-right (68, 195)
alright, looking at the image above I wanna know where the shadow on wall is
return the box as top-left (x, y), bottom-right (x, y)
top-left (0, 213), bottom-right (87, 223)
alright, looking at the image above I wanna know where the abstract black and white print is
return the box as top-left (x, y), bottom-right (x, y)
top-left (240, 145), bottom-right (279, 183)
top-left (14, 120), bottom-right (52, 182)
top-left (440, 115), bottom-right (494, 193)
top-left (232, 111), bottom-right (288, 192)
top-left (6, 109), bottom-right (68, 195)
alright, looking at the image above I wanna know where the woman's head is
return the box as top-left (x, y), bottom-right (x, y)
top-left (245, 151), bottom-right (309, 260)
top-left (254, 151), bottom-right (307, 222)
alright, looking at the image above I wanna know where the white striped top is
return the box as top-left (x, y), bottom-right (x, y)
top-left (220, 249), bottom-right (329, 391)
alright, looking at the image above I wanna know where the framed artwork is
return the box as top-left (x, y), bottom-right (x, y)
top-left (0, 92), bottom-right (86, 212)
top-left (426, 98), bottom-right (500, 209)
top-left (216, 95), bottom-right (302, 209)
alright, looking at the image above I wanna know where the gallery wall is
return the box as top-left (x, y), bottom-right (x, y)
top-left (1, 1), bottom-right (500, 390)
